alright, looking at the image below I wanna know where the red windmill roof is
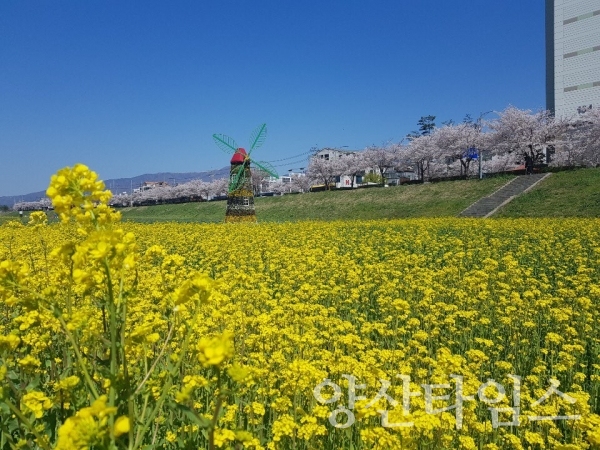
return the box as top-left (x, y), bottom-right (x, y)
top-left (231, 148), bottom-right (247, 164)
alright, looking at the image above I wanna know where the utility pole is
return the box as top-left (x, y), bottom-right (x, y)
top-left (477, 111), bottom-right (493, 180)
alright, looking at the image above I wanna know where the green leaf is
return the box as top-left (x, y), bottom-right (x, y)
top-left (0, 402), bottom-right (11, 415)
top-left (7, 371), bottom-right (19, 382)
top-left (7, 417), bottom-right (19, 433)
top-left (177, 404), bottom-right (211, 429)
top-left (25, 376), bottom-right (40, 391)
top-left (51, 305), bottom-right (63, 318)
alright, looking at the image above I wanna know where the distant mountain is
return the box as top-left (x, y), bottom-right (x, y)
top-left (0, 167), bottom-right (230, 206)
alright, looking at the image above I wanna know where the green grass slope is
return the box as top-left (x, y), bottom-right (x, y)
top-left (3, 168), bottom-right (597, 225)
top-left (0, 212), bottom-right (23, 225)
top-left (118, 176), bottom-right (514, 223)
top-left (495, 168), bottom-right (600, 218)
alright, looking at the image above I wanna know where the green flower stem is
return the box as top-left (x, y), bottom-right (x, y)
top-left (3, 398), bottom-right (51, 450)
top-left (66, 260), bottom-right (73, 315)
top-left (131, 377), bottom-right (173, 450)
top-left (5, 282), bottom-right (99, 400)
top-left (55, 314), bottom-right (100, 399)
top-left (208, 396), bottom-right (225, 450)
top-left (103, 260), bottom-right (118, 443)
top-left (133, 392), bottom-right (150, 448)
top-left (208, 372), bottom-right (225, 450)
top-left (132, 323), bottom-right (175, 396)
top-left (134, 347), bottom-right (150, 417)
top-left (118, 272), bottom-right (135, 448)
top-left (10, 283), bottom-right (100, 400)
top-left (132, 314), bottom-right (196, 449)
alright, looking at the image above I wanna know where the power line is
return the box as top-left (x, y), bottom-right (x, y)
top-left (271, 158), bottom-right (310, 168)
top-left (266, 149), bottom-right (316, 163)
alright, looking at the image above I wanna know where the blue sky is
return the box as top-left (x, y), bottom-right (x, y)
top-left (0, 1), bottom-right (546, 196)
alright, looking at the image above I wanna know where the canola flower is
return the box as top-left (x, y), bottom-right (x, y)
top-left (0, 165), bottom-right (231, 450)
top-left (0, 164), bottom-right (600, 448)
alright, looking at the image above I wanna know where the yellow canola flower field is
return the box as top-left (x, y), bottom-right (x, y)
top-left (1, 165), bottom-right (600, 449)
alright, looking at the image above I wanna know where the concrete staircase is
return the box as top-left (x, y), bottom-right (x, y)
top-left (459, 173), bottom-right (551, 218)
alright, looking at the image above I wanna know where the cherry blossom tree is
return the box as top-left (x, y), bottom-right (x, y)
top-left (291, 174), bottom-right (312, 193)
top-left (13, 198), bottom-right (51, 211)
top-left (109, 193), bottom-right (132, 207)
top-left (268, 180), bottom-right (290, 195)
top-left (113, 177), bottom-right (230, 206)
top-left (487, 106), bottom-right (565, 166)
top-left (387, 143), bottom-right (415, 172)
top-left (251, 169), bottom-right (275, 196)
top-left (554, 108), bottom-right (600, 167)
top-left (363, 145), bottom-right (397, 184)
top-left (481, 152), bottom-right (516, 173)
top-left (306, 156), bottom-right (345, 190)
top-left (578, 108), bottom-right (600, 166)
top-left (431, 123), bottom-right (484, 177)
top-left (180, 180), bottom-right (208, 199)
top-left (340, 152), bottom-right (369, 188)
top-left (209, 178), bottom-right (229, 198)
top-left (407, 134), bottom-right (437, 181)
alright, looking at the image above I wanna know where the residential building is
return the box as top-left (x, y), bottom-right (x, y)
top-left (133, 181), bottom-right (170, 193)
top-left (547, 0), bottom-right (600, 118)
top-left (384, 169), bottom-right (419, 185)
top-left (311, 147), bottom-right (418, 187)
top-left (313, 148), bottom-right (358, 161)
top-left (335, 175), bottom-right (363, 188)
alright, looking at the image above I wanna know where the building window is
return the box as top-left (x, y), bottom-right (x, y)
top-left (578, 104), bottom-right (593, 114)
top-left (243, 198), bottom-right (250, 206)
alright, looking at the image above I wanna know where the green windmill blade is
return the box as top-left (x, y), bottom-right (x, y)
top-left (213, 134), bottom-right (238, 155)
top-left (248, 123), bottom-right (267, 155)
top-left (252, 160), bottom-right (278, 179)
top-left (228, 165), bottom-right (247, 192)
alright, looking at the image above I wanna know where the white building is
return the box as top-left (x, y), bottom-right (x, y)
top-left (547, 0), bottom-right (600, 118)
top-left (312, 148), bottom-right (418, 188)
top-left (313, 147), bottom-right (359, 161)
top-left (313, 148), bottom-right (370, 188)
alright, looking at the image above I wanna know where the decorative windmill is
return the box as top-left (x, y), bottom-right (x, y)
top-left (212, 123), bottom-right (278, 223)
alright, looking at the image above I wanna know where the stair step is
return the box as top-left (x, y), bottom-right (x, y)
top-left (458, 174), bottom-right (550, 218)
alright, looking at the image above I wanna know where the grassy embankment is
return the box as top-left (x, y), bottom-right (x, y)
top-left (495, 167), bottom-right (600, 217)
top-left (117, 168), bottom-right (600, 222)
top-left (2, 168), bottom-right (598, 225)
top-left (118, 175), bottom-right (515, 223)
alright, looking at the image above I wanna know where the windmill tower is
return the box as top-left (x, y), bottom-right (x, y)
top-left (226, 148), bottom-right (255, 222)
top-left (212, 124), bottom-right (278, 223)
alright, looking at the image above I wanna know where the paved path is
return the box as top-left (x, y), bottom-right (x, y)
top-left (459, 173), bottom-right (551, 218)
